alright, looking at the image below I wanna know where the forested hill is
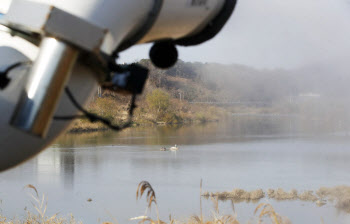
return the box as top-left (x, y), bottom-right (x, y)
top-left (70, 59), bottom-right (350, 130)
top-left (139, 59), bottom-right (350, 104)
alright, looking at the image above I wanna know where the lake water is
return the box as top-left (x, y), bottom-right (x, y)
top-left (1, 116), bottom-right (350, 223)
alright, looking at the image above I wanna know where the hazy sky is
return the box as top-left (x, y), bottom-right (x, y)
top-left (1, 0), bottom-right (349, 69)
top-left (120, 0), bottom-right (350, 69)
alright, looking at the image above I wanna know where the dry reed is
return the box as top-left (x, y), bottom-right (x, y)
top-left (5, 183), bottom-right (350, 223)
top-left (134, 181), bottom-right (285, 224)
top-left (254, 203), bottom-right (291, 224)
top-left (0, 185), bottom-right (81, 224)
top-left (135, 181), bottom-right (162, 224)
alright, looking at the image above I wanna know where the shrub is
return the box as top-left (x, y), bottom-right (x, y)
top-left (146, 89), bottom-right (170, 114)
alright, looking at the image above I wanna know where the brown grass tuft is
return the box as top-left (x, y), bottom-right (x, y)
top-left (267, 189), bottom-right (298, 200)
top-left (207, 189), bottom-right (264, 202)
top-left (298, 191), bottom-right (318, 202)
top-left (136, 181), bottom-right (157, 208)
top-left (255, 203), bottom-right (291, 224)
top-left (316, 186), bottom-right (350, 213)
top-left (135, 181), bottom-right (163, 224)
top-left (1, 185), bottom-right (81, 224)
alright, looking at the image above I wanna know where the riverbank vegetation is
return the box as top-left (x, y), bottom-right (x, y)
top-left (67, 59), bottom-right (350, 133)
top-left (68, 60), bottom-right (234, 132)
top-left (203, 186), bottom-right (350, 214)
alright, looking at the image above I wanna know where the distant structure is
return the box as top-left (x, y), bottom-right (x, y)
top-left (299, 93), bottom-right (321, 98)
top-left (97, 86), bottom-right (102, 98)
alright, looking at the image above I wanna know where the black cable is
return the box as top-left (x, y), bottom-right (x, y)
top-left (0, 61), bottom-right (31, 89)
top-left (54, 87), bottom-right (137, 132)
top-left (1, 61), bottom-right (30, 73)
top-left (52, 115), bottom-right (86, 120)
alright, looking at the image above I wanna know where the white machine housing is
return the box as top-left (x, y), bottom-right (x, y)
top-left (0, 0), bottom-right (236, 171)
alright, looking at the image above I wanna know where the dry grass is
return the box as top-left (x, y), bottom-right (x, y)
top-left (205, 188), bottom-right (321, 203)
top-left (203, 186), bottom-right (350, 214)
top-left (136, 181), bottom-right (157, 209)
top-left (66, 89), bottom-right (228, 133)
top-left (0, 214), bottom-right (79, 224)
top-left (267, 189), bottom-right (298, 200)
top-left (316, 186), bottom-right (350, 213)
top-left (134, 181), bottom-right (163, 224)
top-left (298, 191), bottom-right (318, 202)
top-left (134, 182), bottom-right (285, 224)
top-left (0, 185), bottom-right (81, 224)
top-left (203, 189), bottom-right (265, 203)
top-left (68, 119), bottom-right (108, 133)
top-left (267, 189), bottom-right (317, 202)
top-left (4, 183), bottom-right (350, 223)
top-left (188, 214), bottom-right (240, 224)
top-left (189, 193), bottom-right (240, 224)
top-left (254, 203), bottom-right (291, 224)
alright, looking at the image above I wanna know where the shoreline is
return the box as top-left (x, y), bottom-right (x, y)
top-left (66, 119), bottom-right (220, 134)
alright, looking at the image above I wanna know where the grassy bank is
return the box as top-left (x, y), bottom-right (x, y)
top-left (67, 91), bottom-right (229, 133)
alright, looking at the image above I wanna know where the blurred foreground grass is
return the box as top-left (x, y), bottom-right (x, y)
top-left (0, 182), bottom-right (290, 224)
top-left (4, 182), bottom-right (350, 224)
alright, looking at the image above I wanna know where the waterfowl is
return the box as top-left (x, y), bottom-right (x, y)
top-left (169, 144), bottom-right (179, 151)
top-left (160, 147), bottom-right (167, 151)
top-left (316, 199), bottom-right (326, 207)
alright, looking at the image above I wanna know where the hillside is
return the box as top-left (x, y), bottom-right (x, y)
top-left (68, 59), bottom-right (350, 132)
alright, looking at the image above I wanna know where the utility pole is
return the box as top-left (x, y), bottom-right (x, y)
top-left (97, 86), bottom-right (102, 97)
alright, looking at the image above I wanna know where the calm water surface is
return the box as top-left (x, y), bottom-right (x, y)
top-left (1, 117), bottom-right (350, 223)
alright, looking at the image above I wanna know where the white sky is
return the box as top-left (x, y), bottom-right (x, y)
top-left (1, 0), bottom-right (349, 69)
top-left (0, 0), bottom-right (11, 13)
top-left (120, 0), bottom-right (350, 69)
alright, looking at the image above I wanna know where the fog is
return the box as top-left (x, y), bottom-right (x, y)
top-left (124, 0), bottom-right (350, 127)
top-left (121, 0), bottom-right (350, 70)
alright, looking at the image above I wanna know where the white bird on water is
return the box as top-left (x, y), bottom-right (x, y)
top-left (169, 144), bottom-right (179, 151)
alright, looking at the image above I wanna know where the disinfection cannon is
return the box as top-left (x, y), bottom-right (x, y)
top-left (0, 0), bottom-right (236, 171)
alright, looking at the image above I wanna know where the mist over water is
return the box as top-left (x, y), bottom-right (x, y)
top-left (1, 119), bottom-right (350, 223)
top-left (122, 0), bottom-right (350, 127)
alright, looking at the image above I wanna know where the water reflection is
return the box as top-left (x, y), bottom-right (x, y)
top-left (60, 150), bottom-right (75, 189)
top-left (55, 115), bottom-right (350, 149)
top-left (1, 116), bottom-right (350, 223)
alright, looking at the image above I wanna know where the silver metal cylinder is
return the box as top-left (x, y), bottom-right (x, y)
top-left (10, 37), bottom-right (78, 137)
